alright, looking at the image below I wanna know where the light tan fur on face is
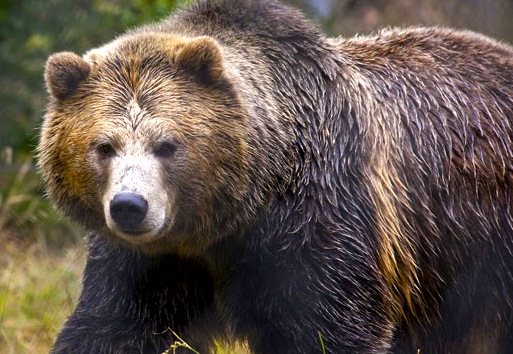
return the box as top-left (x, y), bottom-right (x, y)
top-left (101, 142), bottom-right (173, 244)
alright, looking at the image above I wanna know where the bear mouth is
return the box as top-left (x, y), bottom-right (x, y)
top-left (112, 226), bottom-right (166, 245)
top-left (117, 225), bottom-right (150, 236)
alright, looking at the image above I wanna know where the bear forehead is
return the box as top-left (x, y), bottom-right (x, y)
top-left (79, 41), bottom-right (201, 115)
top-left (86, 33), bottom-right (190, 69)
top-left (44, 31), bottom-right (238, 145)
top-left (86, 42), bottom-right (178, 98)
top-left (81, 32), bottom-right (229, 106)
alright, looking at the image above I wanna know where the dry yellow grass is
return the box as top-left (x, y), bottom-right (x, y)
top-left (0, 238), bottom-right (85, 354)
top-left (0, 238), bottom-right (250, 354)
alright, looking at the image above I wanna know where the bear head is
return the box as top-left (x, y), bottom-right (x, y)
top-left (39, 33), bottom-right (262, 255)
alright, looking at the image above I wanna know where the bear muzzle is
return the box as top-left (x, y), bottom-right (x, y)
top-left (100, 153), bottom-right (173, 244)
top-left (110, 192), bottom-right (149, 234)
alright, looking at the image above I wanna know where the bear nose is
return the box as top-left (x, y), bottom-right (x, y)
top-left (110, 193), bottom-right (148, 232)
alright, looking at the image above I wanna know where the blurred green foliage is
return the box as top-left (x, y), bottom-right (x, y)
top-left (0, 147), bottom-right (80, 247)
top-left (0, 0), bottom-right (187, 156)
top-left (0, 0), bottom-right (190, 244)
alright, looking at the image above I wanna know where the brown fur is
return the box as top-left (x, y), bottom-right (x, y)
top-left (336, 27), bottom-right (513, 347)
top-left (40, 1), bottom-right (513, 353)
top-left (41, 36), bottom-right (258, 256)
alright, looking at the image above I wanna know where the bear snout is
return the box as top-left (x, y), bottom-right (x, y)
top-left (110, 193), bottom-right (148, 233)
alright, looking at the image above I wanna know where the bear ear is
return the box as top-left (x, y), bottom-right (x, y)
top-left (45, 52), bottom-right (91, 100)
top-left (173, 37), bottom-right (225, 86)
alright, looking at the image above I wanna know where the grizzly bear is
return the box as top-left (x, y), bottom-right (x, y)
top-left (39, 0), bottom-right (513, 353)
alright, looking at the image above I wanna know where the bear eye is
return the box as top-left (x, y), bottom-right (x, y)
top-left (153, 141), bottom-right (177, 158)
top-left (96, 143), bottom-right (116, 159)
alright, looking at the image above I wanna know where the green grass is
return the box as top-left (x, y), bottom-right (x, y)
top-left (318, 332), bottom-right (327, 354)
